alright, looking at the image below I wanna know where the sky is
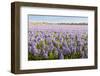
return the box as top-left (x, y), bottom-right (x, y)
top-left (29, 15), bottom-right (88, 23)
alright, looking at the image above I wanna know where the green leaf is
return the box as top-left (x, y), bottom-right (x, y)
top-left (36, 43), bottom-right (40, 49)
top-left (48, 52), bottom-right (54, 59)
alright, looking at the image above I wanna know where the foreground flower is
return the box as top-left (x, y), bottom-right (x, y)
top-left (28, 30), bottom-right (88, 60)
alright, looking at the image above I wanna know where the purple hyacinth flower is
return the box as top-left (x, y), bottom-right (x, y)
top-left (28, 46), bottom-right (32, 53)
top-left (69, 44), bottom-right (76, 53)
top-left (33, 39), bottom-right (37, 43)
top-left (62, 46), bottom-right (70, 55)
top-left (31, 42), bottom-right (36, 49)
top-left (44, 52), bottom-right (48, 58)
top-left (37, 37), bottom-right (41, 42)
top-left (41, 50), bottom-right (48, 58)
top-left (59, 53), bottom-right (64, 59)
top-left (49, 45), bottom-right (54, 52)
top-left (31, 48), bottom-right (38, 56)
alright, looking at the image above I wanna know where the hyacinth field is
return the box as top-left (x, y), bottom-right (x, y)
top-left (28, 15), bottom-right (88, 60)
